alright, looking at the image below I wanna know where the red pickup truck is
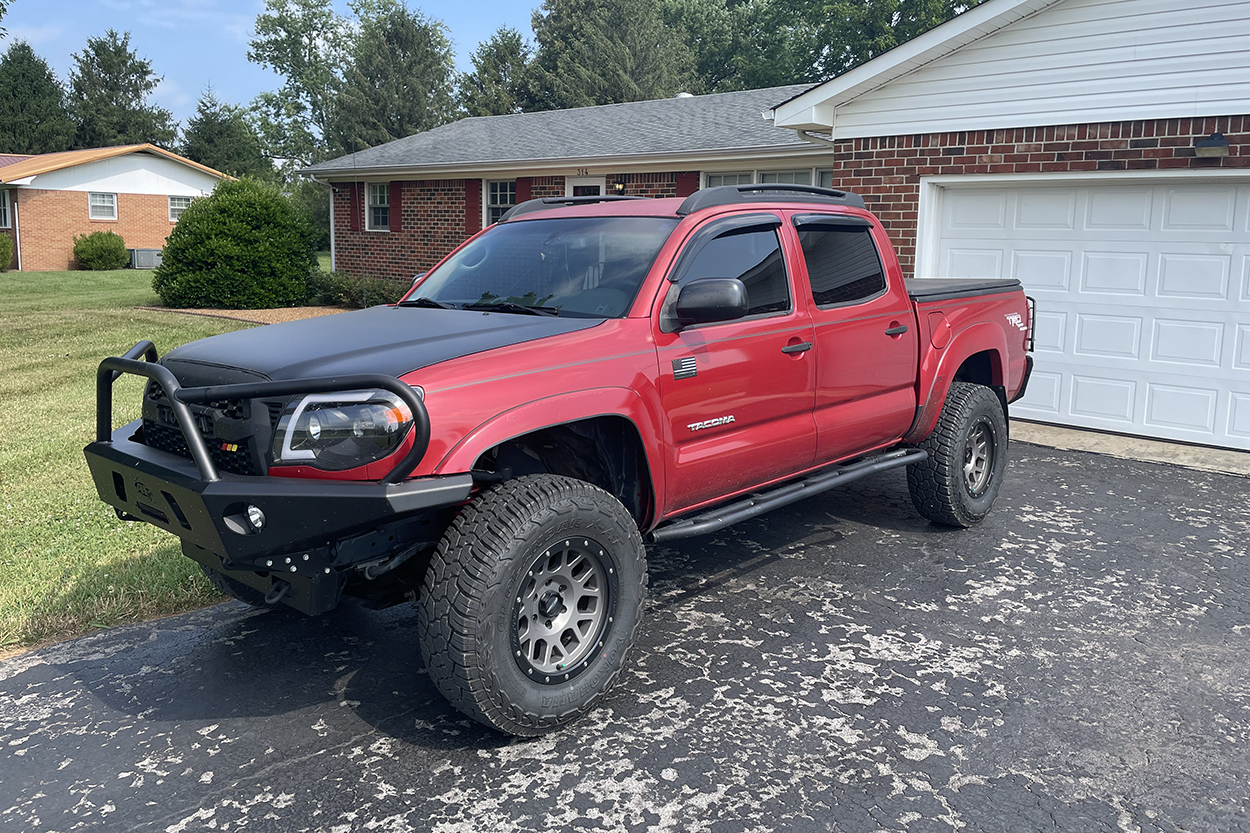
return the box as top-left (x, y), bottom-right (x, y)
top-left (85, 184), bottom-right (1033, 735)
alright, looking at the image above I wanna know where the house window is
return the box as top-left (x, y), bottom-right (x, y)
top-left (705, 172), bottom-right (752, 188)
top-left (0, 190), bottom-right (9, 229)
top-left (89, 192), bottom-right (117, 220)
top-left (758, 171), bottom-right (812, 186)
top-left (169, 196), bottom-right (193, 222)
top-left (367, 183), bottom-right (389, 231)
top-left (487, 181), bottom-right (516, 224)
top-left (818, 171), bottom-right (834, 189)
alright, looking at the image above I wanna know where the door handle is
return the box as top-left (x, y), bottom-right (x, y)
top-left (884, 325), bottom-right (909, 336)
top-left (781, 341), bottom-right (813, 354)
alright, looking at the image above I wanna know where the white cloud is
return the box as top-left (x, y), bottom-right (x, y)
top-left (5, 24), bottom-right (65, 46)
top-left (154, 77), bottom-right (193, 111)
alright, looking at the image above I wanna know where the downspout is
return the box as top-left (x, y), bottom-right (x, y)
top-left (12, 191), bottom-right (21, 272)
top-left (795, 130), bottom-right (839, 148)
top-left (310, 175), bottom-right (334, 272)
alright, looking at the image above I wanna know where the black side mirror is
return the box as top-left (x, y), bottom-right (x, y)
top-left (675, 277), bottom-right (749, 326)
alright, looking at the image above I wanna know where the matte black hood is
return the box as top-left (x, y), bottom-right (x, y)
top-left (162, 305), bottom-right (602, 382)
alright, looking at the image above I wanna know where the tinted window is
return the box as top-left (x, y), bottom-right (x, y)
top-left (681, 228), bottom-right (790, 316)
top-left (798, 226), bottom-right (886, 307)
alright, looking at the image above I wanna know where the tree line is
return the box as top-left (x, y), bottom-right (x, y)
top-left (0, 0), bottom-right (980, 169)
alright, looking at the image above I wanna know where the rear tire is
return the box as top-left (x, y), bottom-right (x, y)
top-left (418, 474), bottom-right (647, 736)
top-left (907, 382), bottom-right (1008, 528)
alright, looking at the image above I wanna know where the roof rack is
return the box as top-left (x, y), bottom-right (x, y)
top-left (676, 184), bottom-right (866, 215)
top-left (499, 195), bottom-right (647, 222)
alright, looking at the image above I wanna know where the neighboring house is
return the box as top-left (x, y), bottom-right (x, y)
top-left (301, 85), bottom-right (832, 281)
top-left (0, 144), bottom-right (227, 271)
top-left (768, 0), bottom-right (1250, 452)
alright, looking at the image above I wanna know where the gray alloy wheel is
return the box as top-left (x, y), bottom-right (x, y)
top-left (418, 474), bottom-right (647, 736)
top-left (907, 381), bottom-right (1009, 528)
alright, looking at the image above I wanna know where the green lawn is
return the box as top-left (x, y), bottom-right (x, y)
top-left (0, 269), bottom-right (253, 651)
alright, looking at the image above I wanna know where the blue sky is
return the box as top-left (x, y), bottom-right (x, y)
top-left (2, 0), bottom-right (536, 126)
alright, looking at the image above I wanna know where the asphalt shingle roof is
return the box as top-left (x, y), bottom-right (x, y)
top-left (304, 84), bottom-right (815, 174)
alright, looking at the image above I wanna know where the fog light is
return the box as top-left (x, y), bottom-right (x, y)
top-left (246, 505), bottom-right (266, 531)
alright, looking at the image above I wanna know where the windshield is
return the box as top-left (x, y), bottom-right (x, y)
top-left (408, 217), bottom-right (679, 318)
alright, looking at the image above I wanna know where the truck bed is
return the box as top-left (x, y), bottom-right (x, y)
top-left (905, 277), bottom-right (1023, 302)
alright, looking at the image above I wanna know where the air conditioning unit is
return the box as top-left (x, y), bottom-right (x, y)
top-left (128, 249), bottom-right (163, 269)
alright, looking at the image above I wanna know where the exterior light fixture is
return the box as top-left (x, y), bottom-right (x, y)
top-left (1195, 132), bottom-right (1230, 158)
top-left (612, 180), bottom-right (626, 195)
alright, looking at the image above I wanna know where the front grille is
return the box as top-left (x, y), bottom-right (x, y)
top-left (143, 419), bottom-right (262, 476)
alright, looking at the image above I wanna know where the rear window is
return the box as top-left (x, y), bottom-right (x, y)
top-left (798, 226), bottom-right (886, 307)
top-left (413, 217), bottom-right (678, 318)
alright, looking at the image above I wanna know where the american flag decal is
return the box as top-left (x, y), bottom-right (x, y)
top-left (672, 357), bottom-right (697, 380)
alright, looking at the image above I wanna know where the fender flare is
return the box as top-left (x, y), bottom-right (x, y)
top-left (904, 322), bottom-right (1008, 444)
top-left (436, 386), bottom-right (668, 516)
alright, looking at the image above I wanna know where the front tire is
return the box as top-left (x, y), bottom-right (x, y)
top-left (907, 382), bottom-right (1008, 528)
top-left (418, 474), bottom-right (647, 736)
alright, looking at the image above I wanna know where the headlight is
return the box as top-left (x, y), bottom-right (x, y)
top-left (271, 389), bottom-right (416, 471)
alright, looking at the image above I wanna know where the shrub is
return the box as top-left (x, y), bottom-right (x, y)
top-left (0, 232), bottom-right (12, 271)
top-left (153, 178), bottom-right (316, 309)
top-left (305, 270), bottom-right (408, 308)
top-left (72, 231), bottom-right (129, 270)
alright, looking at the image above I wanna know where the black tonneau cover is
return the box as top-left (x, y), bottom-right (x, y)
top-left (906, 278), bottom-right (1022, 302)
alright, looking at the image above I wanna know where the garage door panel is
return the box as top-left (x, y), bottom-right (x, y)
top-left (1075, 313), bottom-right (1142, 360)
top-left (935, 179), bottom-right (1250, 450)
top-left (1151, 319), bottom-right (1224, 367)
top-left (1157, 253), bottom-right (1231, 300)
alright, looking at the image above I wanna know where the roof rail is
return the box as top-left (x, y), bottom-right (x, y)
top-left (676, 184), bottom-right (866, 215)
top-left (499, 195), bottom-right (648, 222)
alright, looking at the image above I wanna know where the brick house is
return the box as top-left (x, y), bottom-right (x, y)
top-left (0, 144), bottom-right (227, 271)
top-left (301, 85), bottom-right (834, 281)
top-left (767, 0), bottom-right (1250, 452)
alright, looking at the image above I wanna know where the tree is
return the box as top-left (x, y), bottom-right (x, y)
top-left (325, 0), bottom-right (456, 156)
top-left (528, 0), bottom-right (696, 110)
top-left (68, 29), bottom-right (177, 149)
top-left (0, 41), bottom-right (75, 154)
top-left (248, 0), bottom-right (346, 167)
top-left (0, 0), bottom-right (10, 40)
top-left (457, 26), bottom-right (533, 117)
top-left (181, 88), bottom-right (273, 178)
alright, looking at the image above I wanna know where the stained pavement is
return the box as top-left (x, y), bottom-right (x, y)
top-left (2, 442), bottom-right (1248, 832)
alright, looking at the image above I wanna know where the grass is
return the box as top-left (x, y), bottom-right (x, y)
top-left (0, 269), bottom-right (253, 651)
top-left (317, 251), bottom-right (332, 273)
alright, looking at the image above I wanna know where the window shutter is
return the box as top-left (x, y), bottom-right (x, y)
top-left (516, 177), bottom-right (532, 203)
top-left (349, 184), bottom-right (361, 231)
top-left (675, 172), bottom-right (699, 198)
top-left (389, 181), bottom-right (403, 232)
top-left (464, 179), bottom-right (482, 235)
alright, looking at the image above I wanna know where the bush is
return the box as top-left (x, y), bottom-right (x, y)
top-left (72, 231), bottom-right (129, 270)
top-left (153, 177), bottom-right (316, 309)
top-left (0, 232), bottom-right (12, 271)
top-left (305, 270), bottom-right (408, 308)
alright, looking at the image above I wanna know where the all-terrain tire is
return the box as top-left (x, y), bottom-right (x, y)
top-left (907, 382), bottom-right (1008, 528)
top-left (418, 474), bottom-right (647, 736)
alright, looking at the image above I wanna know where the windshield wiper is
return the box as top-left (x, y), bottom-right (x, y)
top-left (397, 297), bottom-right (459, 309)
top-left (463, 302), bottom-right (559, 317)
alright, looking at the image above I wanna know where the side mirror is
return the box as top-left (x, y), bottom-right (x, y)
top-left (675, 277), bottom-right (749, 326)
top-left (411, 272), bottom-right (427, 286)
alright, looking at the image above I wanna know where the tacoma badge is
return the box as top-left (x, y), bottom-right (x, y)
top-left (687, 415), bottom-right (735, 432)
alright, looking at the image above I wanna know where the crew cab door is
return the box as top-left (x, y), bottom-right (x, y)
top-left (654, 213), bottom-right (816, 515)
top-left (790, 213), bottom-right (919, 463)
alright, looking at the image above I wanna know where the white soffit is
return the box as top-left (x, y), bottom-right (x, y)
top-left (769, 0), bottom-right (1059, 132)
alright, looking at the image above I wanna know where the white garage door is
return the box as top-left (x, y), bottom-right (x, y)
top-left (934, 178), bottom-right (1250, 451)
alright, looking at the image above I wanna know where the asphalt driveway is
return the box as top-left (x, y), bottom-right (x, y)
top-left (2, 442), bottom-right (1248, 832)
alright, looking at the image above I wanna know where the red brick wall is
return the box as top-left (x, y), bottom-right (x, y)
top-left (14, 189), bottom-right (180, 271)
top-left (826, 116), bottom-right (1250, 273)
top-left (607, 171), bottom-right (698, 198)
top-left (333, 179), bottom-right (469, 280)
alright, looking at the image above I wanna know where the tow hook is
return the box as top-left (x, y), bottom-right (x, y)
top-left (264, 580), bottom-right (291, 605)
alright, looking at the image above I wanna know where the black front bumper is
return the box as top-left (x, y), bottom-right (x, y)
top-left (85, 341), bottom-right (472, 614)
top-left (87, 420), bottom-right (472, 560)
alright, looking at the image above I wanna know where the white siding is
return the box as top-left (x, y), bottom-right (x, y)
top-left (24, 153), bottom-right (221, 197)
top-left (831, 0), bottom-right (1250, 138)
